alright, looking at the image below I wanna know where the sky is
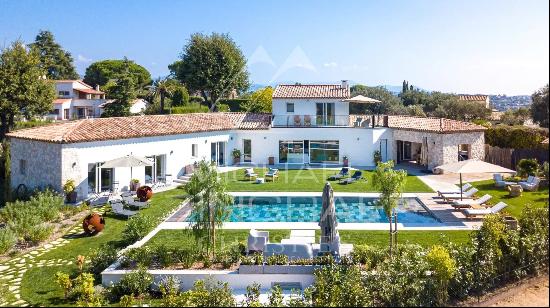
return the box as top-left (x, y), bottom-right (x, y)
top-left (0, 0), bottom-right (548, 95)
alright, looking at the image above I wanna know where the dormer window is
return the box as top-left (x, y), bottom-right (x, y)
top-left (286, 103), bottom-right (294, 113)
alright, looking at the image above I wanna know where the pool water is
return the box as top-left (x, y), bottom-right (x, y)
top-left (211, 196), bottom-right (438, 224)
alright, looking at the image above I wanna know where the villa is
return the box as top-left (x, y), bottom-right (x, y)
top-left (7, 81), bottom-right (486, 201)
top-left (46, 80), bottom-right (148, 120)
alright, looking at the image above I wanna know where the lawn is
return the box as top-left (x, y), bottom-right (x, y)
top-left (146, 229), bottom-right (472, 250)
top-left (221, 168), bottom-right (433, 192)
top-left (470, 179), bottom-right (549, 218)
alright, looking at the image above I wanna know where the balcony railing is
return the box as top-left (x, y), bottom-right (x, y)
top-left (271, 115), bottom-right (389, 128)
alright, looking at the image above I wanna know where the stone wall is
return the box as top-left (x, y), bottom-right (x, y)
top-left (9, 138), bottom-right (63, 192)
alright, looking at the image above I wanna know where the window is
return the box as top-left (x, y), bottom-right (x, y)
top-left (243, 139), bottom-right (252, 162)
top-left (279, 140), bottom-right (304, 163)
top-left (58, 91), bottom-right (70, 97)
top-left (191, 144), bottom-right (198, 157)
top-left (19, 159), bottom-right (27, 175)
top-left (310, 140), bottom-right (339, 163)
top-left (64, 109), bottom-right (70, 119)
top-left (286, 103), bottom-right (294, 113)
top-left (49, 109), bottom-right (60, 115)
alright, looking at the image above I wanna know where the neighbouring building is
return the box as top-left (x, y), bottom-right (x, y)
top-left (459, 94), bottom-right (491, 109)
top-left (8, 81), bottom-right (486, 201)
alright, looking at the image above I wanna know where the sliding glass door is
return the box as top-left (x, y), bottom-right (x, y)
top-left (316, 103), bottom-right (335, 126)
top-left (211, 142), bottom-right (226, 166)
top-left (243, 139), bottom-right (252, 163)
top-left (279, 140), bottom-right (304, 164)
top-left (310, 140), bottom-right (339, 163)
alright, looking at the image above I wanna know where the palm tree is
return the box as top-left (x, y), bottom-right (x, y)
top-left (372, 161), bottom-right (407, 256)
top-left (185, 160), bottom-right (233, 258)
top-left (147, 77), bottom-right (176, 114)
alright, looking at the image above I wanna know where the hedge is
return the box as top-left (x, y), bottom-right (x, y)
top-left (219, 99), bottom-right (250, 112)
top-left (485, 125), bottom-right (549, 149)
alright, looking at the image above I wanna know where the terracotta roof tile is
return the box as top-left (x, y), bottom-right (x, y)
top-left (459, 95), bottom-right (488, 101)
top-left (349, 114), bottom-right (486, 133)
top-left (53, 99), bottom-right (72, 104)
top-left (273, 84), bottom-right (350, 99)
top-left (7, 113), bottom-right (271, 144)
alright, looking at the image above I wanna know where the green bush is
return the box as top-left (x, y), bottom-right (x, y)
top-left (87, 244), bottom-right (120, 278)
top-left (485, 125), bottom-right (548, 149)
top-left (189, 96), bottom-right (204, 104)
top-left (0, 228), bottom-right (16, 254)
top-left (110, 267), bottom-right (153, 299)
top-left (170, 86), bottom-right (189, 106)
top-left (26, 224), bottom-right (54, 243)
top-left (172, 248), bottom-right (196, 268)
top-left (121, 246), bottom-right (153, 268)
top-left (266, 254), bottom-right (288, 265)
top-left (169, 103), bottom-right (208, 114)
top-left (122, 215), bottom-right (157, 244)
top-left (517, 159), bottom-right (540, 177)
top-left (218, 98), bottom-right (249, 112)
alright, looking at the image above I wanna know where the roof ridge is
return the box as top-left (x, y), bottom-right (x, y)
top-left (60, 120), bottom-right (88, 143)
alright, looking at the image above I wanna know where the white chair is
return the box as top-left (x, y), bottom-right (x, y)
top-left (437, 183), bottom-right (473, 196)
top-left (463, 202), bottom-right (508, 218)
top-left (247, 229), bottom-right (269, 253)
top-left (441, 187), bottom-right (478, 201)
top-left (519, 176), bottom-right (540, 191)
top-left (494, 174), bottom-right (516, 188)
top-left (452, 194), bottom-right (492, 209)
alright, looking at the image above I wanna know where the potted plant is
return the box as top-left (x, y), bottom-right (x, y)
top-left (373, 150), bottom-right (382, 165)
top-left (268, 156), bottom-right (275, 165)
top-left (343, 155), bottom-right (349, 167)
top-left (232, 148), bottom-right (241, 165)
top-left (63, 179), bottom-right (77, 203)
top-left (130, 178), bottom-right (140, 191)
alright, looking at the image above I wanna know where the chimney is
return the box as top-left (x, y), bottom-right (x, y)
top-left (341, 80), bottom-right (349, 89)
top-left (95, 85), bottom-right (100, 91)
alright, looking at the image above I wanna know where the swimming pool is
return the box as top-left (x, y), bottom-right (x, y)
top-left (192, 196), bottom-right (438, 224)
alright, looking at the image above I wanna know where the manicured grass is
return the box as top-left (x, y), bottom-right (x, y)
top-left (470, 179), bottom-right (549, 218)
top-left (145, 229), bottom-right (471, 249)
top-left (221, 168), bottom-right (433, 193)
top-left (20, 265), bottom-right (76, 307)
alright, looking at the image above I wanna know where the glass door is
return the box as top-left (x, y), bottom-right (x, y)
top-left (315, 103), bottom-right (335, 125)
top-left (380, 139), bottom-right (388, 162)
top-left (243, 139), bottom-right (252, 163)
top-left (403, 141), bottom-right (412, 160)
top-left (210, 142), bottom-right (226, 165)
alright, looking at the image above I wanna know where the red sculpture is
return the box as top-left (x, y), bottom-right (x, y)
top-left (136, 185), bottom-right (153, 202)
top-left (82, 213), bottom-right (105, 235)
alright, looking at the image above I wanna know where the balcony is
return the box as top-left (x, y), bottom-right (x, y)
top-left (271, 115), bottom-right (388, 128)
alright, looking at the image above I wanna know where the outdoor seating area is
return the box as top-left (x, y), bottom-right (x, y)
top-left (338, 170), bottom-right (363, 185)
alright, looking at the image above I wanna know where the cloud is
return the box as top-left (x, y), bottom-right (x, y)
top-left (77, 54), bottom-right (92, 63)
top-left (323, 62), bottom-right (338, 68)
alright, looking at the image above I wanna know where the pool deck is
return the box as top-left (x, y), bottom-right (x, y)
top-left (165, 191), bottom-right (483, 230)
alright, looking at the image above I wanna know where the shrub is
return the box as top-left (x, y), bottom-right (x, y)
top-left (0, 228), bottom-right (16, 254)
top-left (172, 248), bottom-right (196, 268)
top-left (185, 280), bottom-right (235, 307)
top-left (311, 264), bottom-right (370, 307)
top-left (313, 254), bottom-right (335, 266)
top-left (122, 215), bottom-right (157, 244)
top-left (189, 96), bottom-right (204, 104)
top-left (541, 161), bottom-right (549, 179)
top-left (110, 267), bottom-right (153, 299)
top-left (169, 103), bottom-right (208, 114)
top-left (517, 159), bottom-right (539, 177)
top-left (426, 245), bottom-right (456, 305)
top-left (55, 272), bottom-right (72, 299)
top-left (350, 244), bottom-right (385, 268)
top-left (485, 125), bottom-right (548, 149)
top-left (373, 150), bottom-right (382, 165)
top-left (121, 247), bottom-right (153, 268)
top-left (88, 244), bottom-right (119, 278)
top-left (266, 254), bottom-right (288, 265)
top-left (72, 272), bottom-right (102, 306)
top-left (25, 224), bottom-right (54, 243)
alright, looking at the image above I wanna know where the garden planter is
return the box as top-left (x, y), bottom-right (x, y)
top-left (65, 191), bottom-right (77, 203)
top-left (233, 157), bottom-right (240, 165)
top-left (264, 265), bottom-right (318, 274)
top-left (130, 181), bottom-right (141, 191)
top-left (238, 265), bottom-right (263, 274)
top-left (82, 213), bottom-right (105, 235)
top-left (343, 158), bottom-right (349, 167)
top-left (268, 156), bottom-right (275, 165)
top-left (504, 216), bottom-right (518, 231)
top-left (137, 185), bottom-right (153, 201)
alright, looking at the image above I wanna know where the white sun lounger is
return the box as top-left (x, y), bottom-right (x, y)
top-left (452, 194), bottom-right (492, 209)
top-left (441, 187), bottom-right (478, 201)
top-left (437, 183), bottom-right (473, 196)
top-left (463, 202), bottom-right (508, 218)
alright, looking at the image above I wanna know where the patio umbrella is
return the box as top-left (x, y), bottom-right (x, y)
top-left (319, 182), bottom-right (338, 245)
top-left (100, 154), bottom-right (152, 179)
top-left (342, 95), bottom-right (381, 104)
top-left (435, 159), bottom-right (516, 200)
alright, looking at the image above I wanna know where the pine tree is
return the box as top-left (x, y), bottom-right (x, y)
top-left (30, 30), bottom-right (79, 80)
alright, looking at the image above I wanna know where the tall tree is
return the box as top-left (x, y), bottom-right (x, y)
top-left (350, 85), bottom-right (403, 114)
top-left (29, 30), bottom-right (79, 80)
top-left (146, 77), bottom-right (178, 114)
top-left (530, 84), bottom-right (549, 128)
top-left (242, 87), bottom-right (273, 113)
top-left (185, 160), bottom-right (233, 258)
top-left (101, 58), bottom-right (136, 118)
top-left (0, 41), bottom-right (56, 140)
top-left (169, 33), bottom-right (249, 111)
top-left (372, 161), bottom-right (407, 256)
top-left (170, 84), bottom-right (190, 107)
top-left (83, 59), bottom-right (151, 95)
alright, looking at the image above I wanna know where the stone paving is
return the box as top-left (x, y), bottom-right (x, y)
top-left (0, 206), bottom-right (107, 307)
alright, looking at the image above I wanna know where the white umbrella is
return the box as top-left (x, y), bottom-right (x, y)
top-left (435, 159), bottom-right (516, 200)
top-left (342, 95), bottom-right (381, 103)
top-left (101, 154), bottom-right (152, 180)
top-left (319, 182), bottom-right (338, 245)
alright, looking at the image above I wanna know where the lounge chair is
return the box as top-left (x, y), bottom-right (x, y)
top-left (126, 199), bottom-right (150, 209)
top-left (244, 168), bottom-right (258, 181)
top-left (519, 176), bottom-right (540, 191)
top-left (110, 202), bottom-right (138, 218)
top-left (463, 202), bottom-right (508, 218)
top-left (437, 183), bottom-right (473, 196)
top-left (339, 170), bottom-right (362, 184)
top-left (265, 168), bottom-right (279, 182)
top-left (441, 187), bottom-right (478, 201)
top-left (328, 167), bottom-right (349, 180)
top-left (248, 229), bottom-right (269, 253)
top-left (494, 174), bottom-right (516, 188)
top-left (293, 115), bottom-right (301, 126)
top-left (304, 115), bottom-right (312, 126)
top-left (451, 194), bottom-right (492, 209)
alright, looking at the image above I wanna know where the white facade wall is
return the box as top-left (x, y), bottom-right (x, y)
top-left (272, 98), bottom-right (349, 126)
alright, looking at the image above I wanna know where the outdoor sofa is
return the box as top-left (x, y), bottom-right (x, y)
top-left (493, 174), bottom-right (516, 188)
top-left (518, 176), bottom-right (541, 191)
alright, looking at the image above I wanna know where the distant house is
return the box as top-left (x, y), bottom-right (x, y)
top-left (99, 98), bottom-right (150, 115)
top-left (47, 80), bottom-right (107, 120)
top-left (459, 95), bottom-right (491, 109)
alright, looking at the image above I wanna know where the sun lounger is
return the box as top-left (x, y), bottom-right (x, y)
top-left (126, 200), bottom-right (150, 209)
top-left (328, 167), bottom-right (349, 180)
top-left (519, 176), bottom-right (540, 191)
top-left (110, 202), bottom-right (138, 218)
top-left (244, 168), bottom-right (258, 181)
top-left (441, 187), bottom-right (478, 201)
top-left (494, 174), bottom-right (516, 188)
top-left (463, 202), bottom-right (508, 218)
top-left (265, 168), bottom-right (279, 182)
top-left (451, 194), bottom-right (492, 209)
top-left (437, 183), bottom-right (473, 196)
top-left (339, 170), bottom-right (362, 184)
